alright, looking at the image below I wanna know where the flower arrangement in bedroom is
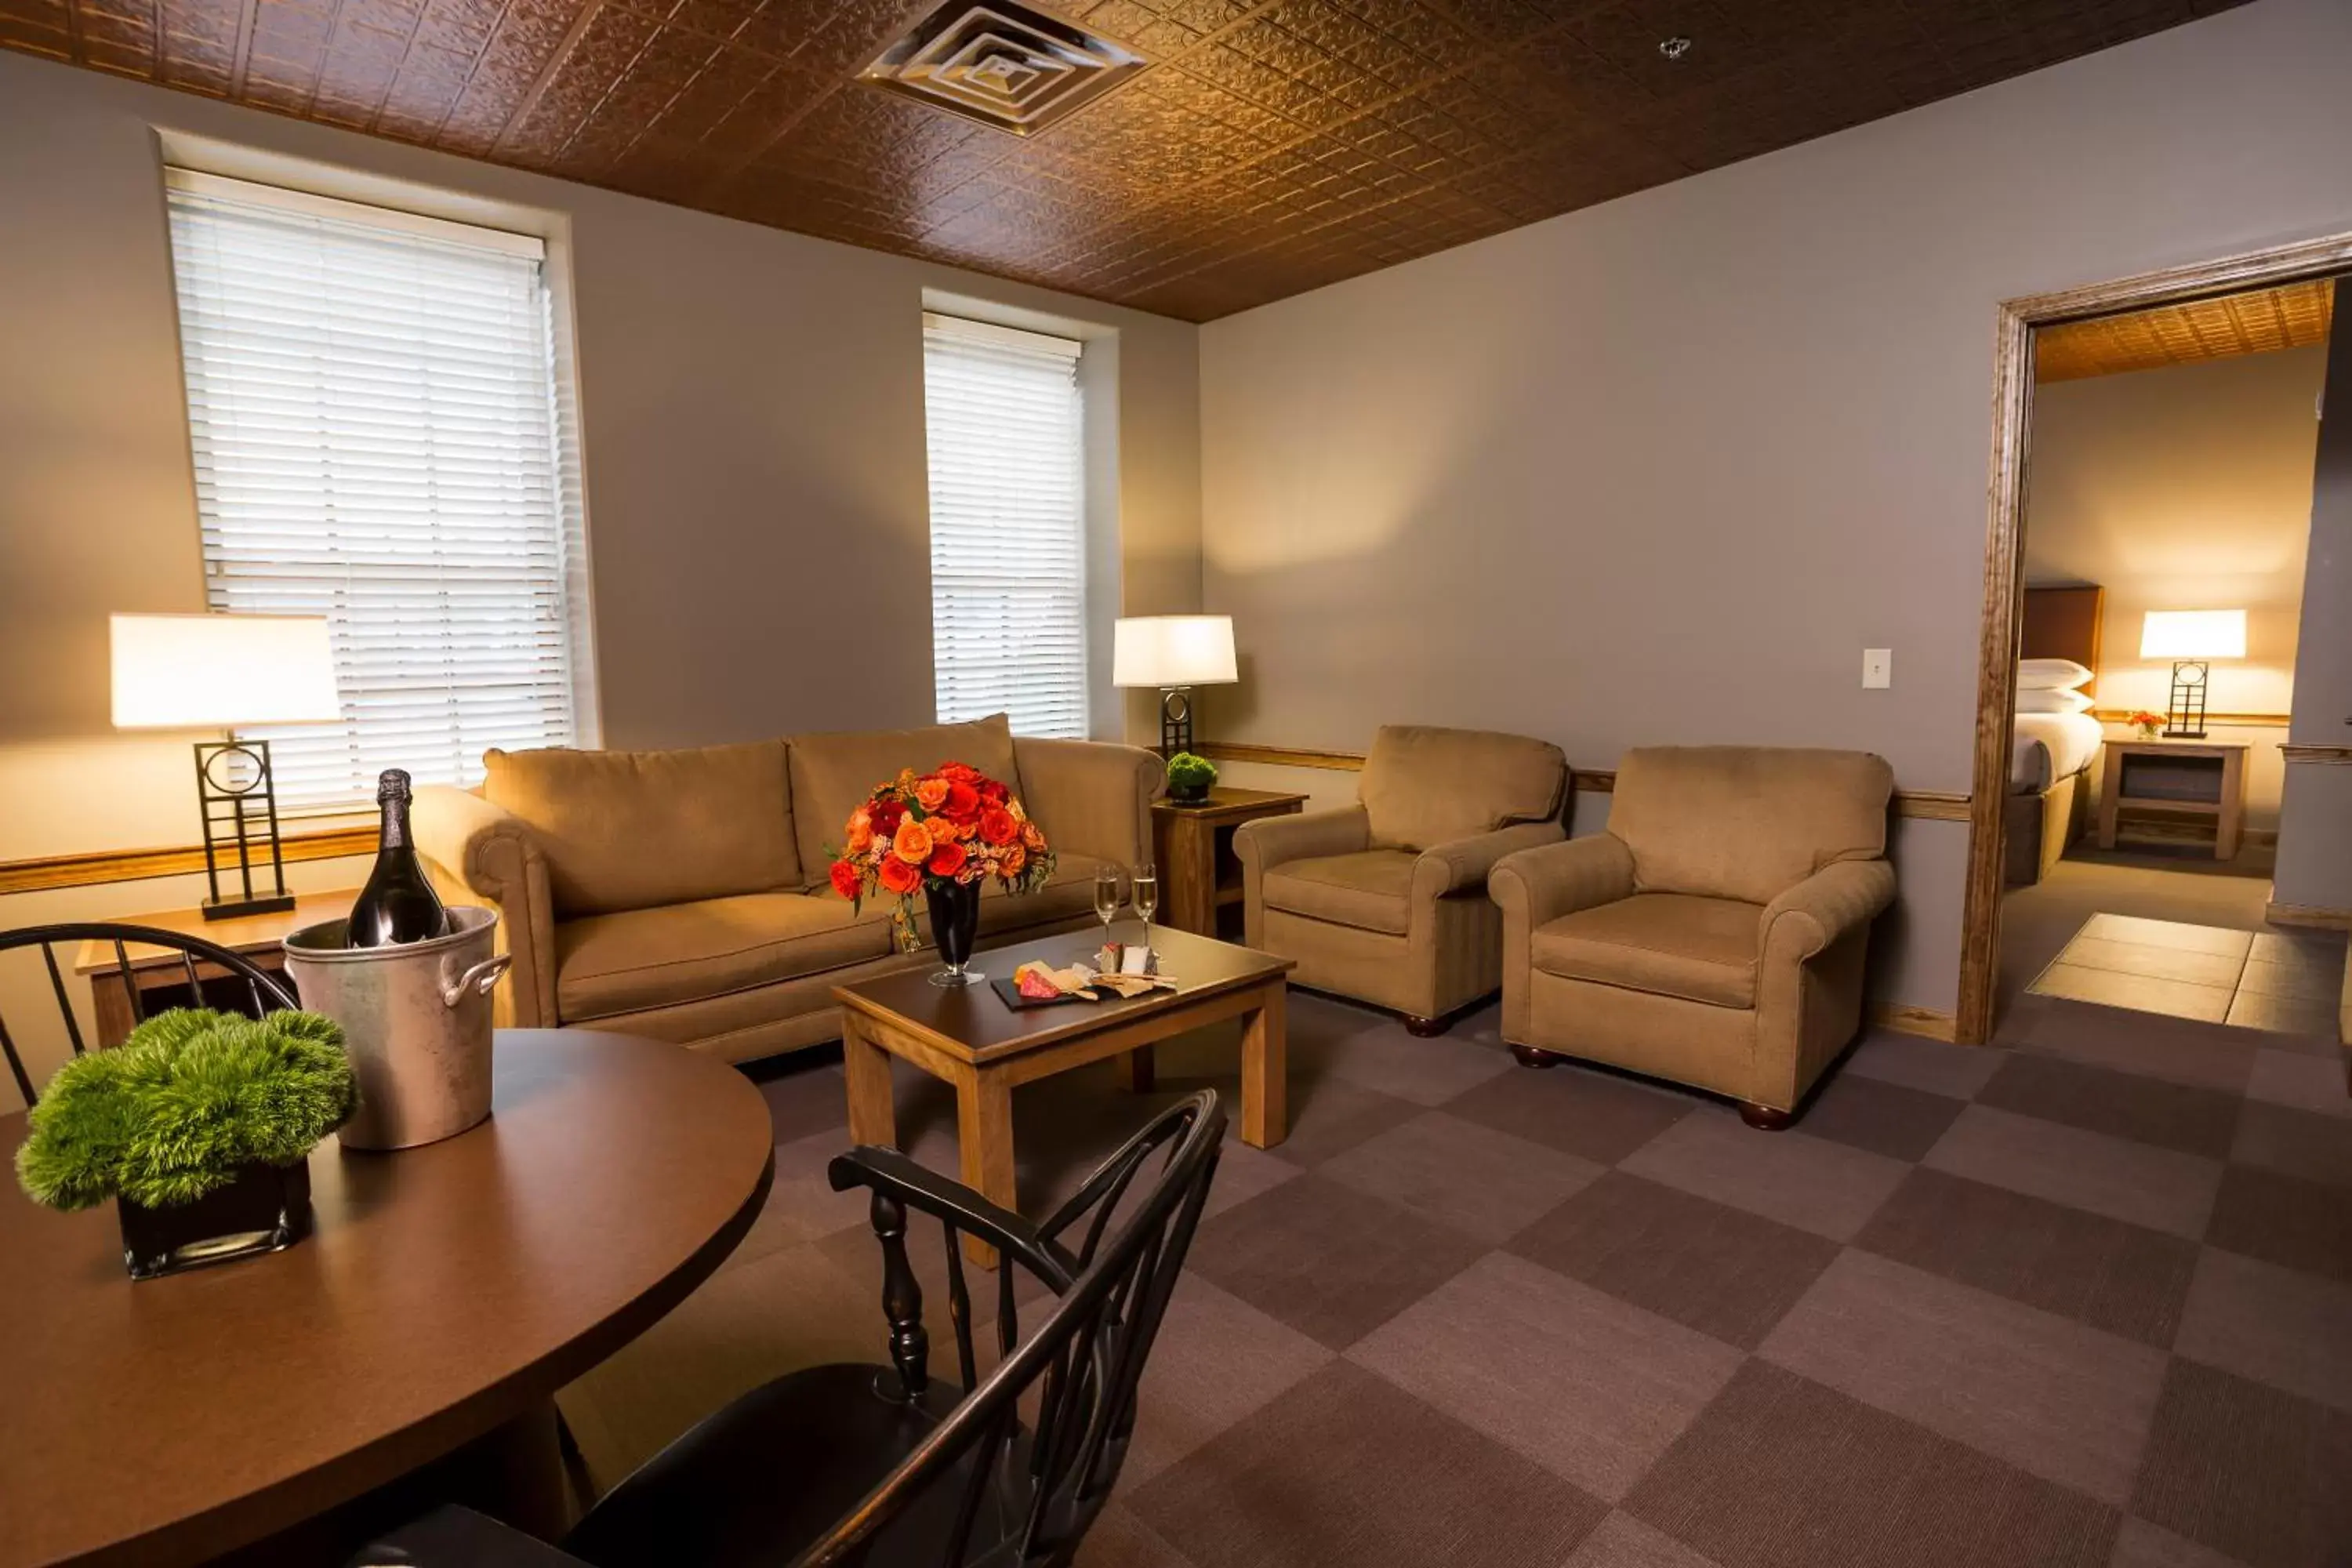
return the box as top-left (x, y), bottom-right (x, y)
top-left (1163, 751), bottom-right (1218, 804)
top-left (2126, 710), bottom-right (2165, 739)
top-left (15, 1007), bottom-right (358, 1278)
top-left (827, 762), bottom-right (1055, 987)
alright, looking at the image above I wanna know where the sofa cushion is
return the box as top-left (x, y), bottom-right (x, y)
top-left (1360, 725), bottom-right (1566, 852)
top-left (1530, 892), bottom-right (1762, 1009)
top-left (787, 714), bottom-right (1023, 888)
top-left (555, 892), bottom-right (891, 1022)
top-left (976, 852), bottom-right (1109, 938)
top-left (484, 742), bottom-right (799, 919)
top-left (1261, 849), bottom-right (1417, 937)
top-left (1609, 746), bottom-right (1893, 907)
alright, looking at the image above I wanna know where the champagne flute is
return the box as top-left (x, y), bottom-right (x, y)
top-left (1133, 866), bottom-right (1159, 961)
top-left (1094, 866), bottom-right (1122, 964)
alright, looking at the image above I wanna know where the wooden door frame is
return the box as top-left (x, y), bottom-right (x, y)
top-left (1955, 230), bottom-right (2352, 1046)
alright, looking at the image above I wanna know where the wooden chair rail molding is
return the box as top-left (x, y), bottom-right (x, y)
top-left (0, 826), bottom-right (376, 897)
top-left (2281, 744), bottom-right (2352, 764)
top-left (2093, 710), bottom-right (2290, 728)
top-left (1194, 742), bottom-right (1972, 820)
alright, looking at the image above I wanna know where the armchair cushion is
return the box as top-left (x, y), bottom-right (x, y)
top-left (1360, 725), bottom-right (1566, 852)
top-left (1531, 892), bottom-right (1762, 1009)
top-left (484, 742), bottom-right (798, 918)
top-left (787, 714), bottom-right (1022, 889)
top-left (1262, 849), bottom-right (1417, 936)
top-left (1610, 746), bottom-right (1893, 906)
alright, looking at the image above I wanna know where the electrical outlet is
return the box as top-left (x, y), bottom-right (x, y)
top-left (1863, 648), bottom-right (1892, 689)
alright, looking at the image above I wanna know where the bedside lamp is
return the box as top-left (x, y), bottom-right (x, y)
top-left (1112, 615), bottom-right (1236, 757)
top-left (2139, 609), bottom-right (2244, 740)
top-left (111, 613), bottom-right (340, 920)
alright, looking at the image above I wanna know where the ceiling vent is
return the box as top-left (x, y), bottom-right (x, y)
top-left (858, 0), bottom-right (1146, 136)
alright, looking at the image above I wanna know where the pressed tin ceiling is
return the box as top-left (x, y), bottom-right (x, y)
top-left (2037, 278), bottom-right (2337, 382)
top-left (0, 0), bottom-right (2248, 321)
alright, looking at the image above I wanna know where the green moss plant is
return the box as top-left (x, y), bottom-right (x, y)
top-left (15, 1008), bottom-right (358, 1212)
top-left (1164, 753), bottom-right (1218, 793)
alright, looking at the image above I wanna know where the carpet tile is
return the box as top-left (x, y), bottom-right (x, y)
top-left (546, 986), bottom-right (2348, 1566)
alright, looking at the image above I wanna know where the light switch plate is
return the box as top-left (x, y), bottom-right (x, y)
top-left (1863, 648), bottom-right (1892, 689)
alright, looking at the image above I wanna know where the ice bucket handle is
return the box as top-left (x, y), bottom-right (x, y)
top-left (440, 953), bottom-right (513, 1007)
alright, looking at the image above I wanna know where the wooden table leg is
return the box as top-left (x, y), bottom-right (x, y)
top-left (956, 1069), bottom-right (1016, 1269)
top-left (1240, 982), bottom-right (1287, 1149)
top-left (1115, 1044), bottom-right (1156, 1093)
top-left (843, 1012), bottom-right (898, 1149)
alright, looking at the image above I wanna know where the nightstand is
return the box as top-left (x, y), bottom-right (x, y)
top-left (1152, 787), bottom-right (1308, 938)
top-left (2096, 740), bottom-right (2249, 859)
top-left (74, 891), bottom-right (355, 1047)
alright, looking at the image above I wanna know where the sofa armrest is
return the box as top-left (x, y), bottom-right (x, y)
top-left (411, 786), bottom-right (557, 1029)
top-left (1486, 833), bottom-right (1635, 929)
top-left (1414, 822), bottom-right (1566, 902)
top-left (1234, 807), bottom-right (1370, 949)
top-left (1012, 738), bottom-right (1161, 869)
top-left (1759, 859), bottom-right (1896, 968)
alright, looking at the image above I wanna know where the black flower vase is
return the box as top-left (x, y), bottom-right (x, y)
top-left (117, 1158), bottom-right (314, 1280)
top-left (925, 878), bottom-right (984, 988)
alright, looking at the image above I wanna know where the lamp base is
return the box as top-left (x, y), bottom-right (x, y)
top-left (201, 892), bottom-right (297, 922)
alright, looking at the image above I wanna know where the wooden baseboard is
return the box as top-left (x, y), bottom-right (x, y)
top-left (1200, 742), bottom-right (1967, 819)
top-left (1871, 1004), bottom-right (1959, 1043)
top-left (2265, 899), bottom-right (2352, 931)
top-left (0, 826), bottom-right (375, 897)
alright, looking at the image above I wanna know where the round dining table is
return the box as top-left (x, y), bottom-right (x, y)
top-left (0, 1029), bottom-right (775, 1568)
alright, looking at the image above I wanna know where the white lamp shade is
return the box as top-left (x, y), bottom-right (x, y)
top-left (1112, 616), bottom-right (1237, 688)
top-left (2139, 609), bottom-right (2246, 660)
top-left (111, 613), bottom-right (341, 729)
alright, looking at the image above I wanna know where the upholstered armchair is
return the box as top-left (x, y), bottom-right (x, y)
top-left (1487, 746), bottom-right (1896, 1129)
top-left (1235, 725), bottom-right (1568, 1033)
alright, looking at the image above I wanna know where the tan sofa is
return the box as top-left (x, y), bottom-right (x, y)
top-left (1234, 725), bottom-right (1568, 1033)
top-left (1487, 746), bottom-right (1896, 1128)
top-left (410, 714), bottom-right (1160, 1064)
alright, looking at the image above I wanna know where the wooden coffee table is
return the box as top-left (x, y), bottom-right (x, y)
top-left (833, 926), bottom-right (1293, 1264)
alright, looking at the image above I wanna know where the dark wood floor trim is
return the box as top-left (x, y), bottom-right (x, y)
top-left (0, 826), bottom-right (376, 896)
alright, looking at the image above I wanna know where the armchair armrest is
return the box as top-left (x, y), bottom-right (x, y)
top-left (1759, 859), bottom-right (1896, 967)
top-left (1011, 737), bottom-right (1160, 869)
top-left (1486, 833), bottom-right (1635, 929)
top-left (1413, 821), bottom-right (1566, 902)
top-left (1235, 807), bottom-right (1370, 950)
top-left (410, 786), bottom-right (557, 1029)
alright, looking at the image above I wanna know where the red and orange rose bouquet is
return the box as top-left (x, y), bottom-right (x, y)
top-left (826, 762), bottom-right (1055, 952)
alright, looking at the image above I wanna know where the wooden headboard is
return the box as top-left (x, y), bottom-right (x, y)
top-left (2021, 585), bottom-right (2103, 697)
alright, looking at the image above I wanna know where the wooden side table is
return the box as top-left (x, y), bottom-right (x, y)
top-left (1152, 786), bottom-right (1308, 938)
top-left (2096, 740), bottom-right (2249, 859)
top-left (75, 891), bottom-right (357, 1047)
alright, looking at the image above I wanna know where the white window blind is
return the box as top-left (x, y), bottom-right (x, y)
top-left (923, 312), bottom-right (1088, 739)
top-left (165, 167), bottom-right (586, 812)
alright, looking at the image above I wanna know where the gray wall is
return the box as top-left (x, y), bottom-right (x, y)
top-left (1195, 0), bottom-right (2352, 1017)
top-left (2277, 285), bottom-right (2352, 912)
top-left (0, 49), bottom-right (1202, 865)
top-left (2024, 346), bottom-right (2325, 827)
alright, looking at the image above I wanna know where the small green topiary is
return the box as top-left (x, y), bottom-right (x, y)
top-left (1164, 753), bottom-right (1218, 792)
top-left (15, 1008), bottom-right (358, 1212)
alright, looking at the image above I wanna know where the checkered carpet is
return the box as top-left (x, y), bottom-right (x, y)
top-left (554, 988), bottom-right (2352, 1568)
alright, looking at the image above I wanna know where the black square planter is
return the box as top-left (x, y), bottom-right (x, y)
top-left (116, 1157), bottom-right (314, 1280)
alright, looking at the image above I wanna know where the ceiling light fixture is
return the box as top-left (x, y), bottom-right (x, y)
top-left (1657, 35), bottom-right (1693, 60)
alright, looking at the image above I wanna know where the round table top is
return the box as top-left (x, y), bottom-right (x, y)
top-left (0, 1030), bottom-right (774, 1568)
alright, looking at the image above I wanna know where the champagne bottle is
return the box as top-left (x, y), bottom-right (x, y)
top-left (347, 769), bottom-right (448, 947)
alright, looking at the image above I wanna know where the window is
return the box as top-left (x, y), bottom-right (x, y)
top-left (923, 313), bottom-right (1088, 739)
top-left (164, 168), bottom-right (587, 811)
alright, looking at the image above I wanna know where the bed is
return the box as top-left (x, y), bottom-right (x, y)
top-left (2005, 585), bottom-right (2106, 886)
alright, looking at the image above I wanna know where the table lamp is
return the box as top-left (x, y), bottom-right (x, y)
top-left (1112, 615), bottom-right (1236, 757)
top-left (111, 613), bottom-right (341, 920)
top-left (2139, 609), bottom-right (2244, 739)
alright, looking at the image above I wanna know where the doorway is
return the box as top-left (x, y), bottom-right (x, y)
top-left (1957, 237), bottom-right (2352, 1047)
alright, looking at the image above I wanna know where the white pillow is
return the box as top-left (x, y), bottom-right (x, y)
top-left (2017, 657), bottom-right (2094, 691)
top-left (2016, 687), bottom-right (2094, 714)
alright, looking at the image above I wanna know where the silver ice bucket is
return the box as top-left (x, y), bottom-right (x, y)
top-left (283, 905), bottom-right (512, 1151)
